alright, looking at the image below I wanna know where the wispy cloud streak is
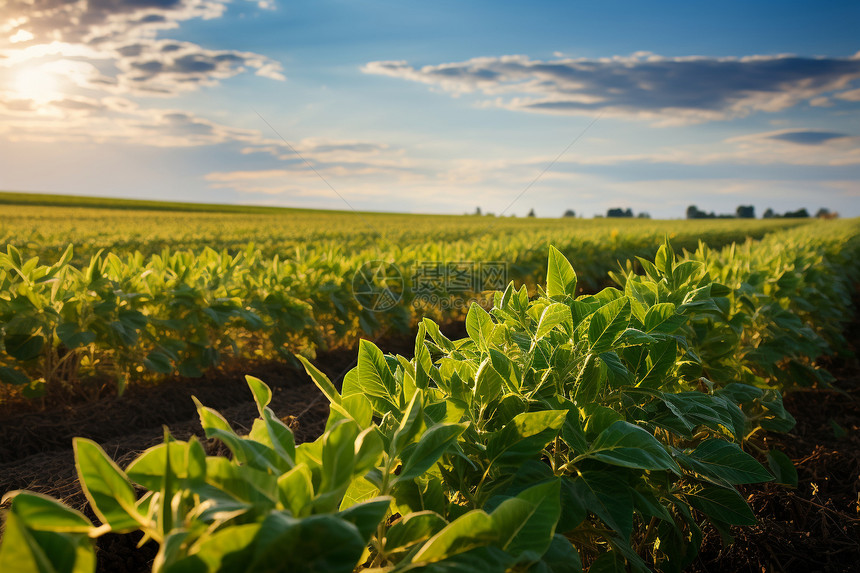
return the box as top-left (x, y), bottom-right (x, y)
top-left (364, 51), bottom-right (860, 125)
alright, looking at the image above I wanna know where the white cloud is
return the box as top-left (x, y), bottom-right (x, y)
top-left (0, 1), bottom-right (284, 98)
top-left (111, 40), bottom-right (285, 95)
top-left (835, 87), bottom-right (860, 102)
top-left (536, 129), bottom-right (860, 168)
top-left (364, 51), bottom-right (860, 125)
top-left (0, 0), bottom-right (286, 149)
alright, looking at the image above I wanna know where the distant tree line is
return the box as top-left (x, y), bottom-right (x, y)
top-left (686, 205), bottom-right (756, 219)
top-left (468, 205), bottom-right (836, 220)
top-left (763, 207), bottom-right (837, 219)
top-left (599, 207), bottom-right (651, 219)
top-left (687, 205), bottom-right (837, 220)
top-left (762, 207), bottom-right (808, 219)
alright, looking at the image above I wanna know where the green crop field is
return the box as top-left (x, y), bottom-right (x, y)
top-left (1, 191), bottom-right (859, 572)
top-left (0, 191), bottom-right (812, 398)
top-left (1, 191), bottom-right (805, 263)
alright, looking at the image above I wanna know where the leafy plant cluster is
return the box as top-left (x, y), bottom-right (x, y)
top-left (0, 245), bottom-right (407, 399)
top-left (0, 217), bottom-right (813, 400)
top-left (3, 228), bottom-right (858, 572)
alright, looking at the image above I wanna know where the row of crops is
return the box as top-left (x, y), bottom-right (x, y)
top-left (1, 202), bottom-right (806, 266)
top-left (0, 203), bottom-right (810, 400)
top-left (2, 220), bottom-right (858, 571)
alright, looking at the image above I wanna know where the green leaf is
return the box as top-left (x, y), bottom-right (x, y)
top-left (337, 497), bottom-right (392, 544)
top-left (599, 351), bottom-right (632, 388)
top-left (682, 440), bottom-right (772, 485)
top-left (385, 511), bottom-right (448, 553)
top-left (492, 480), bottom-right (561, 558)
top-left (653, 495), bottom-right (703, 573)
top-left (411, 510), bottom-right (497, 564)
top-left (246, 377), bottom-right (296, 469)
top-left (0, 510), bottom-right (96, 573)
top-left (0, 366), bottom-right (29, 386)
top-left (56, 323), bottom-right (96, 350)
top-left (126, 440), bottom-right (191, 491)
top-left (341, 393), bottom-right (373, 428)
top-left (572, 355), bottom-right (603, 406)
top-left (278, 464), bottom-right (314, 517)
top-left (248, 418), bottom-right (295, 473)
top-left (391, 390), bottom-right (425, 456)
top-left (153, 531), bottom-right (191, 573)
top-left (408, 546), bottom-right (512, 573)
top-left (320, 419), bottom-right (359, 494)
top-left (489, 349), bottom-right (521, 393)
top-left (143, 352), bottom-right (173, 374)
top-left (245, 375), bottom-right (272, 410)
top-left (474, 359), bottom-right (504, 405)
top-left (2, 491), bottom-right (93, 532)
top-left (716, 383), bottom-right (763, 403)
top-left (73, 438), bottom-right (140, 532)
top-left (391, 475), bottom-right (446, 517)
top-left (580, 404), bottom-right (623, 439)
top-left (536, 303), bottom-right (572, 340)
top-left (396, 422), bottom-right (468, 484)
top-left (414, 322), bottom-right (432, 390)
top-left (422, 318), bottom-right (456, 352)
top-left (636, 339), bottom-right (676, 389)
top-left (203, 457), bottom-right (277, 507)
top-left (534, 534), bottom-right (582, 573)
top-left (357, 339), bottom-right (399, 415)
top-left (21, 378), bottom-right (46, 398)
top-left (631, 489), bottom-right (673, 524)
top-left (563, 472), bottom-right (634, 540)
top-left (340, 474), bottom-right (380, 512)
top-left (616, 328), bottom-right (655, 346)
top-left (766, 449), bottom-right (798, 488)
top-left (157, 429), bottom-right (177, 537)
top-left (4, 333), bottom-right (44, 361)
top-left (176, 522), bottom-right (258, 572)
top-left (487, 411), bottom-right (566, 466)
top-left (588, 298), bottom-right (631, 353)
top-left (654, 240), bottom-right (675, 276)
top-left (585, 421), bottom-right (680, 473)
top-left (237, 514), bottom-right (368, 573)
top-left (671, 260), bottom-right (702, 287)
top-left (685, 485), bottom-right (756, 525)
top-left (554, 399), bottom-right (587, 455)
top-left (194, 398), bottom-right (276, 471)
top-left (354, 426), bottom-right (384, 474)
top-left (760, 391), bottom-right (797, 433)
top-left (465, 303), bottom-right (495, 350)
top-left (589, 550), bottom-right (627, 573)
top-left (643, 303), bottom-right (681, 333)
top-left (635, 257), bottom-right (661, 284)
top-left (297, 355), bottom-right (341, 406)
top-left (0, 511), bottom-right (51, 573)
top-left (547, 246), bottom-right (577, 299)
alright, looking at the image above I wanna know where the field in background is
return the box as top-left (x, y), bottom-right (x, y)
top-left (1, 190), bottom-right (805, 262)
top-left (0, 191), bottom-right (830, 402)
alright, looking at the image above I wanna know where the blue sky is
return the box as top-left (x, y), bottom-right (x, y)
top-left (1, 0), bottom-right (858, 218)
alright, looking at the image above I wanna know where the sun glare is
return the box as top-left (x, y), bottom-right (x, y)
top-left (9, 29), bottom-right (35, 43)
top-left (13, 67), bottom-right (61, 104)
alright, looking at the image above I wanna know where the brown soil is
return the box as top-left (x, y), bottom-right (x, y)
top-left (692, 324), bottom-right (860, 572)
top-left (1, 316), bottom-right (858, 573)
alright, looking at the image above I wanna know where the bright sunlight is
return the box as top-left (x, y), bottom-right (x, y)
top-left (13, 66), bottom-right (61, 104)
